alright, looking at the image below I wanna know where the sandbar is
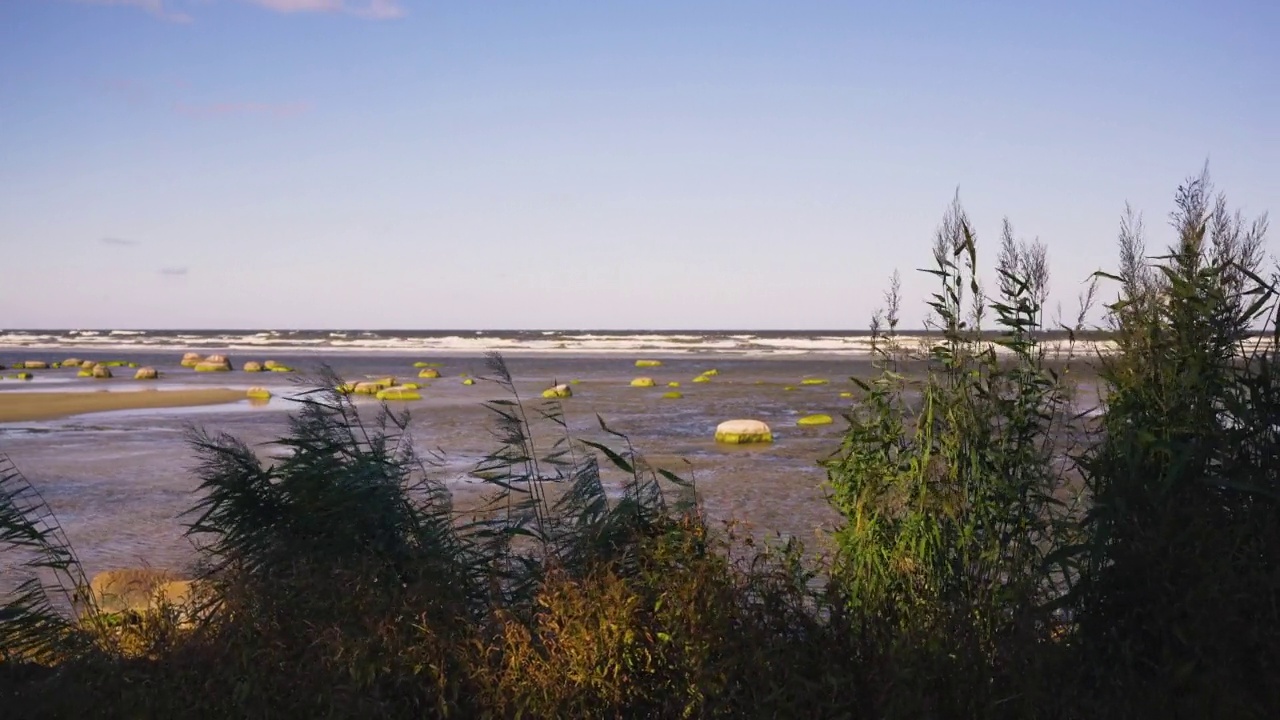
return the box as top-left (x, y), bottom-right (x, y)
top-left (0, 389), bottom-right (245, 423)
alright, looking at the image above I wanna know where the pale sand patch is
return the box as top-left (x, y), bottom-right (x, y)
top-left (0, 389), bottom-right (245, 423)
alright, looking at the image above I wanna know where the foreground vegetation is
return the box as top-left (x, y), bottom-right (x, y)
top-left (3, 168), bottom-right (1278, 718)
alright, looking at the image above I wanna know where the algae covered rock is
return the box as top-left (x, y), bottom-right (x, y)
top-left (667, 381), bottom-right (681, 388)
top-left (542, 383), bottom-right (572, 399)
top-left (81, 360), bottom-right (96, 369)
top-left (20, 361), bottom-right (49, 369)
top-left (700, 369), bottom-right (719, 377)
top-left (800, 378), bottom-right (829, 386)
top-left (662, 391), bottom-right (683, 399)
top-left (630, 377), bottom-right (656, 388)
top-left (92, 365), bottom-right (113, 379)
top-left (243, 361), bottom-right (264, 372)
top-left (462, 378), bottom-right (475, 386)
top-left (413, 361), bottom-right (442, 368)
top-left (269, 365), bottom-right (293, 373)
top-left (263, 360), bottom-right (284, 370)
top-left (797, 414), bottom-right (834, 426)
top-left (715, 419), bottom-right (773, 444)
top-left (180, 352), bottom-right (203, 368)
top-left (417, 368), bottom-right (441, 379)
top-left (15, 372), bottom-right (33, 381)
top-left (839, 392), bottom-right (854, 399)
top-left (89, 568), bottom-right (196, 617)
top-left (134, 367), bottom-right (159, 380)
top-left (692, 375), bottom-right (711, 384)
top-left (635, 359), bottom-right (663, 368)
top-left (246, 387), bottom-right (272, 400)
top-left (77, 368), bottom-right (93, 377)
top-left (63, 358), bottom-right (82, 368)
top-left (194, 362), bottom-right (230, 372)
top-left (377, 386), bottom-right (422, 401)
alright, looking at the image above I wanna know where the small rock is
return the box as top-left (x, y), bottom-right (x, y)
top-left (134, 367), bottom-right (159, 380)
top-left (630, 377), bottom-right (656, 387)
top-left (542, 383), bottom-right (572, 398)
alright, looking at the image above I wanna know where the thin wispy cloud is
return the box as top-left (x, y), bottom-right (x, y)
top-left (244, 0), bottom-right (404, 19)
top-left (70, 0), bottom-right (404, 21)
top-left (172, 100), bottom-right (313, 119)
top-left (100, 237), bottom-right (138, 247)
top-left (159, 266), bottom-right (189, 276)
top-left (74, 0), bottom-right (193, 23)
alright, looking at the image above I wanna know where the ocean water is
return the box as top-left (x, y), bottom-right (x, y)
top-left (0, 331), bottom-right (1104, 589)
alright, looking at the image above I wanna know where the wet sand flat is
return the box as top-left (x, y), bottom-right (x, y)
top-left (0, 389), bottom-right (245, 423)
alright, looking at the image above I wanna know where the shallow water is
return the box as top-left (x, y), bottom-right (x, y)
top-left (0, 348), bottom-right (1100, 590)
top-left (0, 350), bottom-right (877, 584)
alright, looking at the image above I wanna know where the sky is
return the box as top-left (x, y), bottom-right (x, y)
top-left (1, 0), bottom-right (1277, 330)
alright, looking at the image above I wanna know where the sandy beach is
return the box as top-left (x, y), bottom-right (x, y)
top-left (0, 388), bottom-right (246, 423)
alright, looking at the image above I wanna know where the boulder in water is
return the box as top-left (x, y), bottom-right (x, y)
top-left (194, 361), bottom-right (229, 372)
top-left (700, 369), bottom-right (719, 376)
top-left (839, 392), bottom-right (854, 399)
top-left (542, 383), bottom-right (572, 398)
top-left (462, 378), bottom-right (475, 386)
top-left (692, 375), bottom-right (711, 384)
top-left (800, 378), bottom-right (829, 386)
top-left (89, 568), bottom-right (197, 618)
top-left (797, 414), bottom-right (834, 426)
top-left (667, 381), bottom-right (681, 387)
top-left (662, 391), bottom-right (683, 399)
top-left (417, 368), bottom-right (441, 379)
top-left (21, 361), bottom-right (48, 369)
top-left (715, 419), bottom-right (773, 444)
top-left (377, 386), bottom-right (421, 401)
top-left (246, 387), bottom-right (272, 399)
top-left (62, 358), bottom-right (82, 367)
top-left (630, 377), bottom-right (656, 387)
top-left (134, 367), bottom-right (159, 380)
top-left (635, 359), bottom-right (663, 368)
top-left (15, 372), bottom-right (33, 381)
top-left (92, 364), bottom-right (113, 379)
top-left (180, 352), bottom-right (203, 368)
top-left (243, 361), bottom-right (263, 372)
top-left (269, 365), bottom-right (293, 372)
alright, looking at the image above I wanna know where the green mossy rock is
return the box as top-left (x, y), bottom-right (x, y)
top-left (715, 419), bottom-right (772, 444)
top-left (77, 369), bottom-right (93, 377)
top-left (243, 361), bottom-right (264, 372)
top-left (667, 381), bottom-right (681, 387)
top-left (51, 362), bottom-right (62, 369)
top-left (418, 368), bottom-right (441, 379)
top-left (180, 353), bottom-right (203, 367)
top-left (269, 366), bottom-right (293, 372)
top-left (127, 362), bottom-right (138, 368)
top-left (662, 391), bottom-right (683, 399)
top-left (194, 362), bottom-right (230, 372)
top-left (81, 360), bottom-right (96, 369)
top-left (399, 382), bottom-right (420, 390)
top-left (797, 414), bottom-right (834, 426)
top-left (692, 376), bottom-right (711, 384)
top-left (462, 378), bottom-right (476, 386)
top-left (246, 387), bottom-right (272, 400)
top-left (839, 392), bottom-right (854, 399)
top-left (16, 372), bottom-right (33, 381)
top-left (377, 386), bottom-right (421, 401)
top-left (700, 369), bottom-right (719, 376)
top-left (262, 360), bottom-right (283, 370)
top-left (569, 379), bottom-right (582, 385)
top-left (101, 361), bottom-right (128, 367)
top-left (353, 382), bottom-right (383, 395)
top-left (800, 378), bottom-right (829, 386)
top-left (62, 358), bottom-right (82, 367)
top-left (630, 377), bottom-right (656, 388)
top-left (134, 367), bottom-right (159, 380)
top-left (542, 384), bottom-right (572, 398)
top-left (21, 361), bottom-right (49, 369)
top-left (783, 386), bottom-right (796, 391)
top-left (412, 361), bottom-right (442, 368)
top-left (635, 360), bottom-right (663, 368)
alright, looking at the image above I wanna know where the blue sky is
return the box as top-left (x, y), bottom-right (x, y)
top-left (1, 0), bottom-right (1276, 329)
